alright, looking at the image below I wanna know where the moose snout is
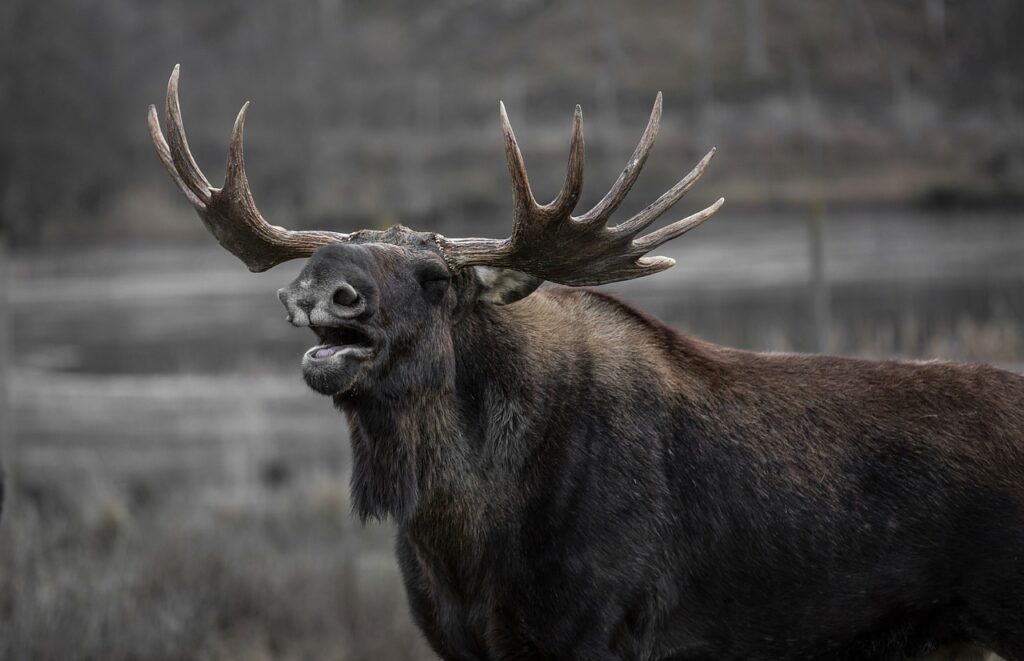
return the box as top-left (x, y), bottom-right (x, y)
top-left (278, 279), bottom-right (368, 327)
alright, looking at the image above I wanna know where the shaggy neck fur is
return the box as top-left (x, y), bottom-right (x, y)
top-left (334, 286), bottom-right (705, 552)
top-left (335, 291), bottom-right (568, 538)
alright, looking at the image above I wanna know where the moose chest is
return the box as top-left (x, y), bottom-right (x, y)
top-left (395, 523), bottom-right (531, 659)
top-left (392, 465), bottom-right (677, 660)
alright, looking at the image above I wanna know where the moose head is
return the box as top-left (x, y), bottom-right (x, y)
top-left (148, 65), bottom-right (722, 402)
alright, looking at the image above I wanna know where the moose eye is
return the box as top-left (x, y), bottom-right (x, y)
top-left (416, 262), bottom-right (451, 303)
top-left (415, 261), bottom-right (450, 284)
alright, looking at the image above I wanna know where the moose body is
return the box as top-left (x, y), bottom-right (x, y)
top-left (383, 285), bottom-right (1024, 660)
top-left (149, 67), bottom-right (1024, 659)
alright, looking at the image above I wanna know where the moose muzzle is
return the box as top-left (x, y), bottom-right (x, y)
top-left (278, 279), bottom-right (367, 327)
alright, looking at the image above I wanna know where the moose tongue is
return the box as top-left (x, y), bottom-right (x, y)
top-left (314, 346), bottom-right (340, 359)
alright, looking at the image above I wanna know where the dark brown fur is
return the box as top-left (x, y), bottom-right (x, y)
top-left (280, 239), bottom-right (1024, 660)
top-left (149, 67), bottom-right (1024, 657)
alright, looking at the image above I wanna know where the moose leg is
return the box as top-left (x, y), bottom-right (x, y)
top-left (917, 644), bottom-right (1003, 660)
top-left (959, 526), bottom-right (1024, 661)
top-left (396, 535), bottom-right (488, 661)
top-left (982, 580), bottom-right (1024, 659)
top-left (972, 621), bottom-right (1024, 661)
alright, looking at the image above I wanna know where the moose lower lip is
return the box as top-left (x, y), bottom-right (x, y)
top-left (305, 344), bottom-right (374, 361)
top-left (314, 346), bottom-right (340, 359)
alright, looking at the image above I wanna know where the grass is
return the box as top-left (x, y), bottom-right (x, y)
top-left (0, 474), bottom-right (433, 661)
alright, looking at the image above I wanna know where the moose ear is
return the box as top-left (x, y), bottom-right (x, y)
top-left (473, 266), bottom-right (543, 305)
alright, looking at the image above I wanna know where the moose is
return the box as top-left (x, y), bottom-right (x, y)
top-left (149, 67), bottom-right (1024, 660)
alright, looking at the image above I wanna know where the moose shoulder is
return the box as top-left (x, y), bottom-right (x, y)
top-left (150, 67), bottom-right (1024, 660)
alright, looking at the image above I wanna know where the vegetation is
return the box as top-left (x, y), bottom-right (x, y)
top-left (2, 1), bottom-right (1023, 246)
top-left (0, 474), bottom-right (432, 660)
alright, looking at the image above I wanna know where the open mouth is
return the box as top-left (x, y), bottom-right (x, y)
top-left (305, 324), bottom-right (376, 361)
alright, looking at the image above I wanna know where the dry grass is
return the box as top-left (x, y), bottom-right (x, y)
top-left (830, 317), bottom-right (1024, 366)
top-left (0, 475), bottom-right (434, 661)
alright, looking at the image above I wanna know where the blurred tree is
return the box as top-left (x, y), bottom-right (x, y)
top-left (0, 0), bottom-right (1021, 246)
top-left (744, 0), bottom-right (769, 75)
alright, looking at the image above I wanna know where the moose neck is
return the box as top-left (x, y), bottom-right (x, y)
top-left (335, 299), bottom-right (537, 538)
top-left (336, 288), bottom-right (707, 548)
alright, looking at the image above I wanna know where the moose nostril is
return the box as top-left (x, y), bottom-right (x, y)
top-left (332, 283), bottom-right (360, 307)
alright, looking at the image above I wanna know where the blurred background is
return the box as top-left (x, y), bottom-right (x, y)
top-left (1, 1), bottom-right (1022, 658)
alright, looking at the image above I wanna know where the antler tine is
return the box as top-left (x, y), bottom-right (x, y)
top-left (223, 101), bottom-right (251, 194)
top-left (220, 100), bottom-right (269, 235)
top-left (165, 65), bottom-right (212, 203)
top-left (577, 92), bottom-right (662, 225)
top-left (633, 197), bottom-right (725, 252)
top-left (613, 147), bottom-right (716, 237)
top-left (499, 101), bottom-right (537, 220)
top-left (543, 105), bottom-right (584, 220)
top-left (149, 66), bottom-right (349, 272)
top-left (148, 104), bottom-right (205, 210)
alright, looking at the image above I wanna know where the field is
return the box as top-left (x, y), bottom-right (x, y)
top-left (2, 209), bottom-right (1023, 659)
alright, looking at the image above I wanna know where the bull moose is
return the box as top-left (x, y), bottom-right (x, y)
top-left (149, 66), bottom-right (1024, 660)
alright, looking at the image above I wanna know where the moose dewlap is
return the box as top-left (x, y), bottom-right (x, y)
top-left (150, 66), bottom-right (1024, 660)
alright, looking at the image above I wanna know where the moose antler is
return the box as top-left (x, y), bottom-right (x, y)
top-left (148, 65), bottom-right (349, 272)
top-left (436, 94), bottom-right (723, 286)
top-left (149, 67), bottom-right (722, 284)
